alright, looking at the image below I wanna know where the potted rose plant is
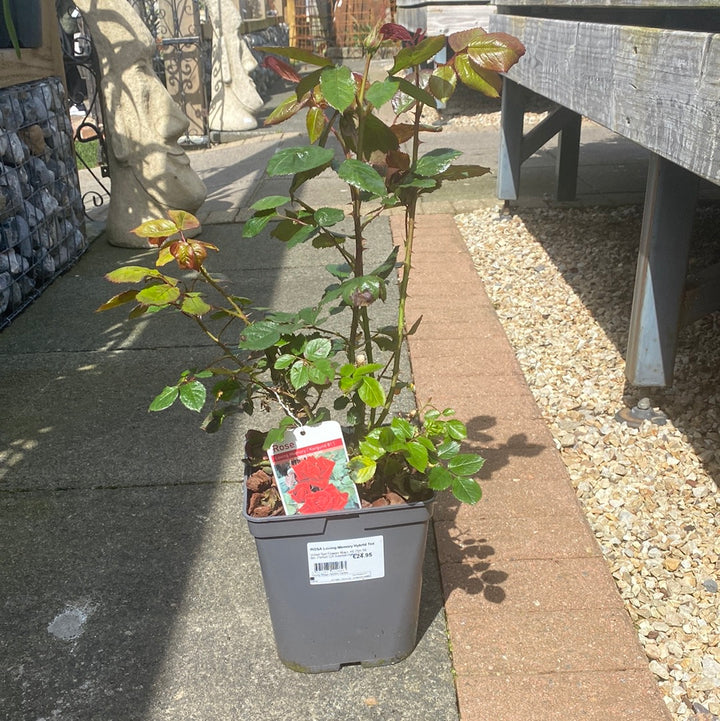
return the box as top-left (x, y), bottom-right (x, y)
top-left (98, 23), bottom-right (524, 672)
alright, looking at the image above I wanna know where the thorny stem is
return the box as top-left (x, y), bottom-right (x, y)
top-left (376, 68), bottom-right (425, 427)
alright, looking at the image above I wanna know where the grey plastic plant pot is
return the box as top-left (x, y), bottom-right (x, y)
top-left (243, 485), bottom-right (434, 673)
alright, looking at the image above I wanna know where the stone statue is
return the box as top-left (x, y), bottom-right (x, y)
top-left (73, 0), bottom-right (207, 247)
top-left (206, 0), bottom-right (264, 133)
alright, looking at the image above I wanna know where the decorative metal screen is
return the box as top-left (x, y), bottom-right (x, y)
top-left (0, 77), bottom-right (86, 329)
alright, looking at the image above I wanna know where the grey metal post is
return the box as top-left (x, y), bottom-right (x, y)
top-left (497, 78), bottom-right (525, 200)
top-left (625, 154), bottom-right (699, 387)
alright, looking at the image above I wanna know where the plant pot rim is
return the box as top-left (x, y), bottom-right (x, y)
top-left (242, 479), bottom-right (435, 525)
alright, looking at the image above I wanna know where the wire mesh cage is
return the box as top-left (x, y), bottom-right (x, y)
top-left (0, 77), bottom-right (86, 329)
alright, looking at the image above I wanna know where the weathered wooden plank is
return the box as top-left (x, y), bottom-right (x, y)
top-left (491, 15), bottom-right (720, 184)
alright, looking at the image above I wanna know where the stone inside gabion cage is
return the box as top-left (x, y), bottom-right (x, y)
top-left (0, 76), bottom-right (86, 328)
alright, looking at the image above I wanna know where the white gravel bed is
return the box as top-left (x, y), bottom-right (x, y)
top-left (456, 204), bottom-right (720, 721)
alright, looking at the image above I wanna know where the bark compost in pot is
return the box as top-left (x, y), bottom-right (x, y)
top-left (243, 483), bottom-right (434, 673)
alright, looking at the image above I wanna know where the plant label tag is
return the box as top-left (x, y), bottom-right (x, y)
top-left (267, 420), bottom-right (361, 516)
top-left (307, 535), bottom-right (385, 585)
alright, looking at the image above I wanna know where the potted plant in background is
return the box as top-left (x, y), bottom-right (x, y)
top-left (98, 23), bottom-right (524, 672)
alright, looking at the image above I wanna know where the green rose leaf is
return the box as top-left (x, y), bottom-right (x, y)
top-left (135, 284), bottom-right (181, 306)
top-left (181, 293), bottom-right (211, 316)
top-left (393, 76), bottom-right (438, 109)
top-left (290, 360), bottom-right (310, 389)
top-left (429, 64), bottom-right (457, 104)
top-left (179, 380), bottom-right (206, 412)
top-left (390, 35), bottom-right (447, 74)
top-left (404, 440), bottom-right (429, 472)
top-left (452, 475), bottom-right (482, 504)
top-left (267, 145), bottom-right (335, 176)
top-left (306, 106), bottom-right (325, 143)
top-left (365, 78), bottom-right (400, 108)
top-left (427, 465), bottom-right (453, 491)
top-left (320, 65), bottom-right (356, 113)
top-left (445, 419), bottom-right (468, 441)
top-left (105, 266), bottom-right (164, 284)
top-left (351, 456), bottom-right (377, 484)
top-left (337, 158), bottom-right (387, 197)
top-left (308, 358), bottom-right (334, 385)
top-left (274, 353), bottom-right (296, 370)
top-left (314, 207), bottom-right (345, 227)
top-left (362, 113), bottom-right (399, 155)
top-left (415, 148), bottom-right (463, 177)
top-left (238, 320), bottom-right (282, 350)
top-left (251, 195), bottom-right (291, 211)
top-left (447, 453), bottom-right (485, 477)
top-left (358, 376), bottom-right (386, 408)
top-left (436, 439), bottom-right (461, 460)
top-left (390, 417), bottom-right (414, 440)
top-left (454, 54), bottom-right (502, 98)
top-left (437, 164), bottom-right (491, 181)
top-left (149, 385), bottom-right (179, 412)
top-left (358, 436), bottom-right (384, 460)
top-left (243, 212), bottom-right (275, 238)
top-left (304, 337), bottom-right (332, 361)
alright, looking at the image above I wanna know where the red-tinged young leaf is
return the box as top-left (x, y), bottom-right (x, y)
top-left (132, 217), bottom-right (179, 238)
top-left (454, 54), bottom-right (502, 97)
top-left (379, 23), bottom-right (414, 43)
top-left (306, 106), bottom-right (325, 143)
top-left (265, 94), bottom-right (307, 126)
top-left (390, 124), bottom-right (417, 144)
top-left (105, 265), bottom-right (164, 284)
top-left (448, 27), bottom-right (487, 54)
top-left (96, 289), bottom-right (138, 312)
top-left (467, 32), bottom-right (526, 73)
top-left (167, 210), bottom-right (200, 233)
top-left (170, 239), bottom-right (200, 270)
top-left (262, 55), bottom-right (302, 83)
top-left (255, 46), bottom-right (333, 68)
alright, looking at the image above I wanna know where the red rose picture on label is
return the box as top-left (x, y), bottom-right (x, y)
top-left (267, 421), bottom-right (361, 516)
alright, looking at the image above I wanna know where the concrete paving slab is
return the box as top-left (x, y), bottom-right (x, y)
top-left (1, 484), bottom-right (458, 721)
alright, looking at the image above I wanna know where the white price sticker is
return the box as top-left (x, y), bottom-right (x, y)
top-left (307, 535), bottom-right (385, 585)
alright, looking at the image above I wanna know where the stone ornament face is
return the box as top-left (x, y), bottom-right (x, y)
top-left (73, 0), bottom-right (207, 247)
top-left (207, 0), bottom-right (264, 133)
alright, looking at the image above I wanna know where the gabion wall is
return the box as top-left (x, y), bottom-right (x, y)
top-left (0, 76), bottom-right (86, 329)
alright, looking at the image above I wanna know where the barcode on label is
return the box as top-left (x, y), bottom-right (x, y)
top-left (314, 560), bottom-right (348, 573)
